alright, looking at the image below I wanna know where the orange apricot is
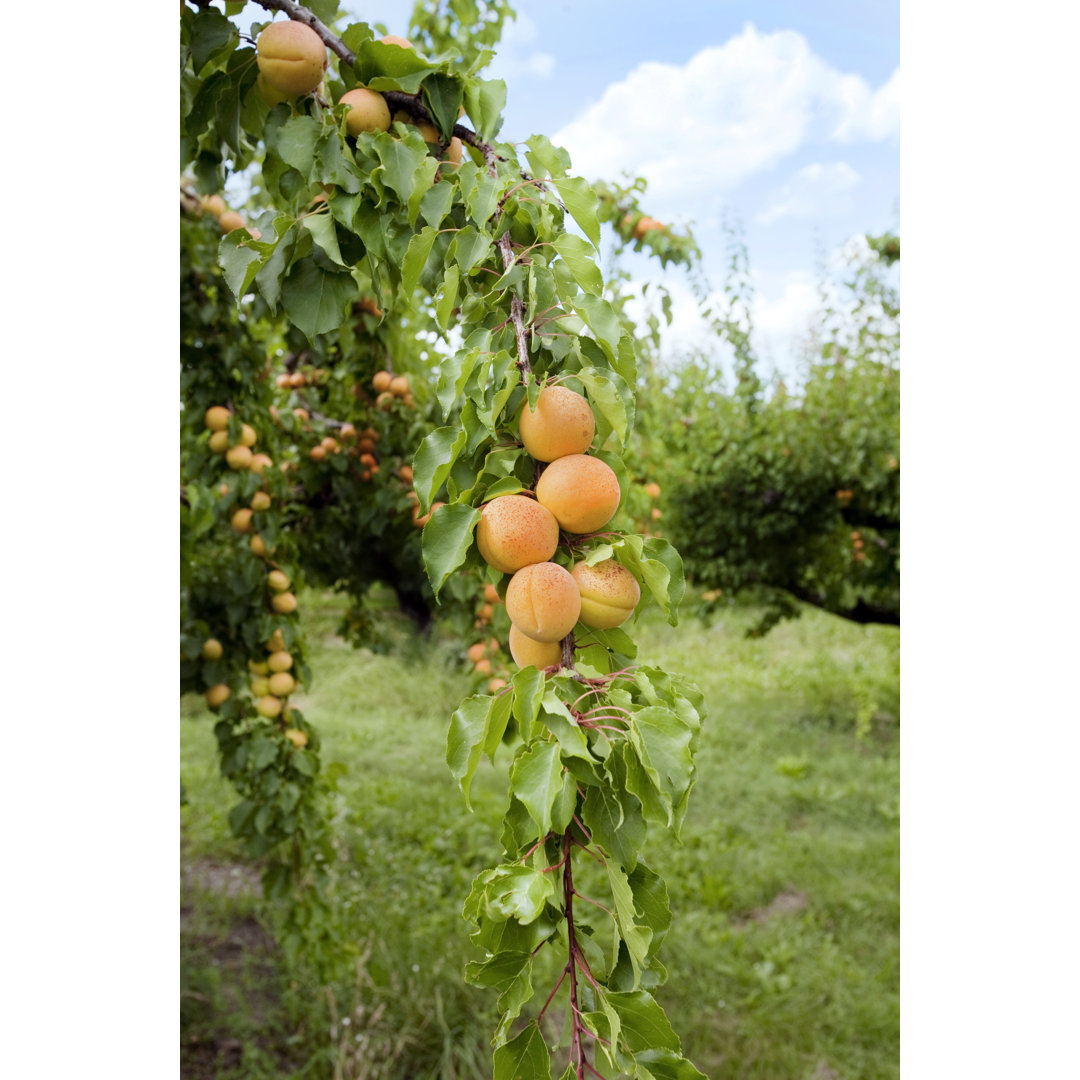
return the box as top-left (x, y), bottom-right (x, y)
top-left (535, 455), bottom-right (620, 534)
top-left (508, 624), bottom-right (564, 670)
top-left (505, 562), bottom-right (581, 643)
top-left (518, 385), bottom-right (595, 462)
top-left (571, 559), bottom-right (640, 629)
top-left (476, 495), bottom-right (559, 574)
top-left (256, 21), bottom-right (327, 97)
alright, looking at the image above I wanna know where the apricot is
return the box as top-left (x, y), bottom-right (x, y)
top-left (474, 658), bottom-right (492, 676)
top-left (488, 677), bottom-right (508, 693)
top-left (484, 583), bottom-right (501, 604)
top-left (267, 570), bottom-right (291, 593)
top-left (272, 591), bottom-right (298, 614)
top-left (535, 455), bottom-right (620, 534)
top-left (256, 694), bottom-right (283, 719)
top-left (201, 195), bottom-right (227, 219)
top-left (201, 638), bottom-right (223, 661)
top-left (231, 508), bottom-right (253, 534)
top-left (389, 375), bottom-right (409, 397)
top-left (380, 34), bottom-right (414, 48)
top-left (398, 465), bottom-right (413, 483)
top-left (478, 602), bottom-right (494, 621)
top-left (518, 385), bottom-right (595, 462)
top-left (204, 406), bottom-right (230, 431)
top-left (250, 676), bottom-right (271, 698)
top-left (340, 87), bottom-right (391, 135)
top-left (268, 671), bottom-right (296, 697)
top-left (239, 423), bottom-right (257, 448)
top-left (632, 216), bottom-right (664, 239)
top-left (250, 453), bottom-right (273, 474)
top-left (643, 482), bottom-right (661, 499)
top-left (251, 491), bottom-right (271, 512)
top-left (205, 683), bottom-right (231, 708)
top-left (373, 370), bottom-right (393, 392)
top-left (256, 21), bottom-right (327, 97)
top-left (508, 624), bottom-right (564, 669)
top-left (467, 642), bottom-right (487, 663)
top-left (505, 562), bottom-right (581, 643)
top-left (226, 445), bottom-right (253, 470)
top-left (285, 728), bottom-right (308, 748)
top-left (268, 650), bottom-right (293, 673)
top-left (571, 559), bottom-right (640, 629)
top-left (250, 535), bottom-right (268, 557)
top-left (444, 137), bottom-right (463, 166)
top-left (208, 430), bottom-right (229, 453)
top-left (476, 495), bottom-right (559, 574)
top-left (219, 210), bottom-right (246, 233)
top-left (267, 629), bottom-right (286, 653)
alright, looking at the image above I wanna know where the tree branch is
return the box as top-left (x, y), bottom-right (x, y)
top-left (255, 0), bottom-right (355, 65)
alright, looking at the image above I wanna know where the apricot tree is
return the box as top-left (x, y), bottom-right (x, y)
top-left (181, 1), bottom-right (708, 1073)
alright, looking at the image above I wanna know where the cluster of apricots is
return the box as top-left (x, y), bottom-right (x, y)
top-left (473, 384), bottom-right (642, 675)
top-left (256, 22), bottom-right (463, 168)
top-left (850, 530), bottom-right (866, 563)
top-left (204, 405), bottom-right (274, 476)
top-left (193, 186), bottom-right (260, 239)
top-left (464, 584), bottom-right (512, 692)
top-left (275, 368), bottom-right (329, 390)
top-left (371, 369), bottom-right (416, 410)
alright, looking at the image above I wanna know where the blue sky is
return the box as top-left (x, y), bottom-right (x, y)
top-left (253, 1), bottom-right (900, 378)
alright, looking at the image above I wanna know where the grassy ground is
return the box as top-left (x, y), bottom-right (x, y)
top-left (181, 591), bottom-right (899, 1080)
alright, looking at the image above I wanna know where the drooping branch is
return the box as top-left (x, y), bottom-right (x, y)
top-left (254, 1), bottom-right (499, 161)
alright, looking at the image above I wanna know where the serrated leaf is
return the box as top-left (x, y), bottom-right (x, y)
top-left (413, 425), bottom-right (467, 511)
top-left (302, 213), bottom-right (347, 266)
top-left (510, 741), bottom-right (563, 838)
top-left (281, 258), bottom-right (354, 340)
top-left (553, 233), bottom-right (602, 297)
top-left (447, 693), bottom-right (489, 808)
top-left (400, 224), bottom-right (439, 295)
top-left (463, 77), bottom-right (506, 141)
top-left (276, 114), bottom-right (322, 177)
top-left (553, 175), bottom-right (601, 248)
top-left (493, 1022), bottom-right (550, 1080)
top-left (218, 230), bottom-right (262, 300)
top-left (375, 136), bottom-right (429, 205)
top-left (422, 502), bottom-right (481, 597)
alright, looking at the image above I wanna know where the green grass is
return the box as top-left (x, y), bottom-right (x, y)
top-left (181, 592), bottom-right (898, 1080)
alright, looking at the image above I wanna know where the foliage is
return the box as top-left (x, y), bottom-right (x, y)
top-left (181, 591), bottom-right (898, 1080)
top-left (642, 231), bottom-right (899, 635)
top-left (181, 0), bottom-right (713, 1072)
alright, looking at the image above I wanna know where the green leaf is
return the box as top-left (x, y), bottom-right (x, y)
top-left (255, 219), bottom-right (301, 314)
top-left (525, 134), bottom-right (570, 179)
top-left (582, 785), bottom-right (646, 872)
top-left (482, 691), bottom-right (514, 762)
top-left (302, 213), bottom-right (347, 266)
top-left (422, 502), bottom-right (481, 598)
top-left (511, 667), bottom-right (546, 734)
top-left (414, 425), bottom-right (467, 511)
top-left (553, 233), bottom-right (602, 297)
top-left (401, 225), bottom-right (439, 295)
top-left (509, 741), bottom-right (563, 838)
top-left (447, 693), bottom-right (489, 808)
top-left (633, 1050), bottom-right (708, 1080)
top-left (375, 136), bottom-right (429, 205)
top-left (553, 175), bottom-right (601, 248)
top-left (468, 172), bottom-right (500, 226)
top-left (626, 707), bottom-right (695, 832)
top-left (606, 861), bottom-right (652, 986)
top-left (275, 114), bottom-right (322, 177)
top-left (356, 39), bottom-right (437, 94)
top-left (421, 72), bottom-right (464, 139)
top-left (572, 294), bottom-right (624, 361)
top-left (463, 78), bottom-right (506, 141)
top-left (613, 535), bottom-right (685, 626)
top-left (281, 258), bottom-right (355, 341)
top-left (218, 230), bottom-right (262, 300)
top-left (435, 263), bottom-right (461, 331)
top-left (451, 226), bottom-right (494, 275)
top-left (575, 367), bottom-right (630, 447)
top-left (436, 339), bottom-right (478, 417)
top-left (420, 179), bottom-right (455, 229)
top-left (483, 865), bottom-right (555, 925)
top-left (493, 1022), bottom-right (550, 1080)
top-left (608, 991), bottom-right (681, 1053)
top-left (189, 9), bottom-right (237, 73)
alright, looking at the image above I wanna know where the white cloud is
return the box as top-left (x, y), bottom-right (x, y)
top-left (552, 24), bottom-right (898, 218)
top-left (486, 10), bottom-right (556, 82)
top-left (756, 161), bottom-right (861, 225)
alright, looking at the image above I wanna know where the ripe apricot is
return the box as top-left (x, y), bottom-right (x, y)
top-left (251, 491), bottom-right (271, 512)
top-left (208, 430), bottom-right (229, 453)
top-left (474, 658), bottom-right (492, 676)
top-left (310, 445), bottom-right (326, 462)
top-left (267, 629), bottom-right (286, 653)
top-left (250, 535), bottom-right (268, 557)
top-left (508, 624), bottom-right (563, 670)
top-left (505, 562), bottom-right (581, 643)
top-left (250, 676), bottom-right (271, 698)
top-left (256, 694), bottom-right (283, 719)
top-left (372, 370), bottom-right (392, 393)
top-left (518, 385), bottom-right (595, 462)
top-left (467, 642), bottom-right (487, 663)
top-left (389, 375), bottom-right (409, 397)
top-left (484, 583), bottom-right (501, 604)
top-left (571, 559), bottom-right (640, 629)
top-left (239, 423), bottom-right (257, 448)
top-left (398, 465), bottom-right (413, 483)
top-left (256, 21), bottom-right (327, 97)
top-left (340, 86), bottom-right (391, 135)
top-left (268, 671), bottom-right (296, 697)
top-left (380, 34), bottom-right (414, 48)
top-left (226, 445), bottom-right (253, 470)
top-left (535, 455), bottom-right (620, 534)
top-left (643, 482), bottom-right (661, 499)
top-left (249, 659), bottom-right (270, 676)
top-left (478, 602), bottom-right (494, 621)
top-left (267, 570), bottom-right (290, 593)
top-left (488, 677), bottom-right (508, 693)
top-left (219, 211), bottom-right (246, 233)
top-left (205, 683), bottom-right (231, 708)
top-left (201, 195), bottom-right (227, 219)
top-left (201, 638), bottom-right (223, 661)
top-left (376, 391), bottom-right (395, 410)
top-left (651, 508), bottom-right (662, 521)
top-left (205, 406), bottom-right (230, 431)
top-left (231, 508), bottom-right (253, 534)
top-left (476, 495), bottom-right (559, 574)
top-left (251, 453), bottom-right (274, 474)
top-left (272, 591), bottom-right (298, 614)
top-left (285, 728), bottom-right (308, 748)
top-left (268, 650), bottom-right (293, 673)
